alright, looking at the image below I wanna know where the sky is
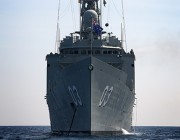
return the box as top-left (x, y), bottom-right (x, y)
top-left (0, 0), bottom-right (180, 126)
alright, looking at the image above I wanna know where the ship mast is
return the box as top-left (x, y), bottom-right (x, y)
top-left (79, 0), bottom-right (101, 40)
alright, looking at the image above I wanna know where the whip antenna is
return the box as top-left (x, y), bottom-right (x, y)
top-left (121, 0), bottom-right (128, 52)
top-left (55, 0), bottom-right (61, 53)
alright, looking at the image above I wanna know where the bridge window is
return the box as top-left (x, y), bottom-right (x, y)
top-left (95, 50), bottom-right (100, 54)
top-left (113, 51), bottom-right (118, 54)
top-left (81, 50), bottom-right (86, 54)
top-left (108, 51), bottom-right (112, 54)
top-left (88, 50), bottom-right (92, 54)
top-left (69, 50), bottom-right (73, 54)
top-left (103, 51), bottom-right (107, 54)
top-left (74, 50), bottom-right (78, 54)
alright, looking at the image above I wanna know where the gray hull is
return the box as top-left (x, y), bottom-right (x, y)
top-left (46, 56), bottom-right (135, 134)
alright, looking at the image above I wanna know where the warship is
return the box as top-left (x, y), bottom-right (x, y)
top-left (46, 0), bottom-right (135, 135)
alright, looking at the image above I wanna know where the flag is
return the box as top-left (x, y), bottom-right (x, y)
top-left (92, 20), bottom-right (103, 35)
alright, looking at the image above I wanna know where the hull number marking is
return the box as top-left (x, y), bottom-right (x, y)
top-left (68, 86), bottom-right (82, 106)
top-left (99, 86), bottom-right (113, 107)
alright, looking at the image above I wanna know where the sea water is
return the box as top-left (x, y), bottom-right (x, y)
top-left (0, 126), bottom-right (180, 139)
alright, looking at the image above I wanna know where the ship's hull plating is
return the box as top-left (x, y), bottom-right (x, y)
top-left (47, 56), bottom-right (135, 135)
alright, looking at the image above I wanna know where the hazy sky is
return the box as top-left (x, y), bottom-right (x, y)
top-left (0, 0), bottom-right (180, 126)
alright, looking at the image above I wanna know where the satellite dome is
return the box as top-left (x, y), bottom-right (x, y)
top-left (83, 10), bottom-right (98, 29)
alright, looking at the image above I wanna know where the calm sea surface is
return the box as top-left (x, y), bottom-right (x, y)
top-left (0, 126), bottom-right (180, 139)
